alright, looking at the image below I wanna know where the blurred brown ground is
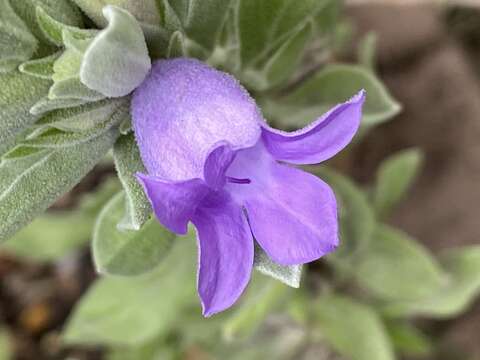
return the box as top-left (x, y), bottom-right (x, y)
top-left (347, 3), bottom-right (480, 359)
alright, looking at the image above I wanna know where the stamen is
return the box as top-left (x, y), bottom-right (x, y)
top-left (226, 176), bottom-right (251, 184)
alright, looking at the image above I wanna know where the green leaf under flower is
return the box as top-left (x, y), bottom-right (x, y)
top-left (113, 133), bottom-right (152, 230)
top-left (92, 192), bottom-right (175, 276)
top-left (64, 236), bottom-right (197, 346)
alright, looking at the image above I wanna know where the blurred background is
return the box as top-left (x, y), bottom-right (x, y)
top-left (1, 1), bottom-right (480, 359)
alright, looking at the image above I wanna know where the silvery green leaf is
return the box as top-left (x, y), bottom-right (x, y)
top-left (0, 0), bottom-right (38, 72)
top-left (48, 77), bottom-right (105, 101)
top-left (19, 52), bottom-right (59, 79)
top-left (358, 32), bottom-right (378, 70)
top-left (113, 133), bottom-right (151, 231)
top-left (237, 0), bottom-right (327, 68)
top-left (0, 127), bottom-right (118, 242)
top-left (241, 21), bottom-right (313, 91)
top-left (71, 0), bottom-right (161, 27)
top-left (374, 149), bottom-right (424, 218)
top-left (25, 101), bottom-right (126, 147)
top-left (254, 244), bottom-right (301, 288)
top-left (161, 0), bottom-right (234, 51)
top-left (312, 167), bottom-right (375, 263)
top-left (263, 64), bottom-right (401, 130)
top-left (36, 98), bottom-right (125, 132)
top-left (4, 213), bottom-right (93, 260)
top-left (30, 97), bottom-right (90, 115)
top-left (384, 246), bottom-right (480, 318)
top-left (9, 0), bottom-right (83, 45)
top-left (64, 237), bottom-right (197, 346)
top-left (355, 225), bottom-right (446, 302)
top-left (93, 192), bottom-right (174, 276)
top-left (80, 5), bottom-right (151, 97)
top-left (223, 275), bottom-right (289, 341)
top-left (35, 6), bottom-right (93, 46)
top-left (119, 116), bottom-right (132, 134)
top-left (0, 70), bottom-right (50, 155)
top-left (167, 31), bottom-right (186, 58)
top-left (2, 179), bottom-right (120, 261)
top-left (315, 294), bottom-right (395, 360)
top-left (62, 28), bottom-right (98, 53)
top-left (52, 48), bottom-right (82, 83)
top-left (386, 321), bottom-right (433, 358)
top-left (263, 21), bottom-right (313, 89)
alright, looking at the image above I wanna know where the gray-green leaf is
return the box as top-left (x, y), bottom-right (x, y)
top-left (374, 149), bottom-right (424, 218)
top-left (0, 70), bottom-right (51, 155)
top-left (315, 294), bottom-right (395, 360)
top-left (254, 244), bottom-right (302, 288)
top-left (223, 275), bottom-right (289, 341)
top-left (0, 0), bottom-right (38, 72)
top-left (237, 0), bottom-right (327, 68)
top-left (71, 0), bottom-right (161, 27)
top-left (80, 5), bottom-right (151, 97)
top-left (64, 236), bottom-right (197, 346)
top-left (19, 52), bottom-right (59, 79)
top-left (36, 98), bottom-right (126, 132)
top-left (161, 0), bottom-right (234, 51)
top-left (383, 246), bottom-right (480, 318)
top-left (9, 0), bottom-right (83, 45)
top-left (93, 192), bottom-right (174, 276)
top-left (355, 225), bottom-right (446, 302)
top-left (0, 127), bottom-right (118, 242)
top-left (312, 167), bottom-right (375, 263)
top-left (113, 133), bottom-right (151, 230)
top-left (263, 64), bottom-right (401, 130)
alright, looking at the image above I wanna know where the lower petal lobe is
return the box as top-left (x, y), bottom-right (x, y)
top-left (193, 191), bottom-right (254, 317)
top-left (240, 162), bottom-right (339, 266)
top-left (136, 173), bottom-right (210, 235)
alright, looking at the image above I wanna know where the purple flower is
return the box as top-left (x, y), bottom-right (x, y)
top-left (132, 58), bottom-right (365, 316)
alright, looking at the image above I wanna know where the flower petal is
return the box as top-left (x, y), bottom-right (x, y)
top-left (228, 146), bottom-right (338, 265)
top-left (193, 191), bottom-right (254, 317)
top-left (261, 90), bottom-right (365, 165)
top-left (203, 142), bottom-right (236, 190)
top-left (136, 173), bottom-right (210, 234)
top-left (132, 58), bottom-right (262, 181)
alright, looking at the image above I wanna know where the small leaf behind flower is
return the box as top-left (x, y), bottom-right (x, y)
top-left (374, 149), bottom-right (424, 218)
top-left (113, 133), bottom-right (152, 230)
top-left (264, 64), bottom-right (401, 130)
top-left (254, 244), bottom-right (302, 288)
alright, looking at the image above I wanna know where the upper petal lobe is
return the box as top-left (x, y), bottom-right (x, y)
top-left (261, 90), bottom-right (365, 165)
